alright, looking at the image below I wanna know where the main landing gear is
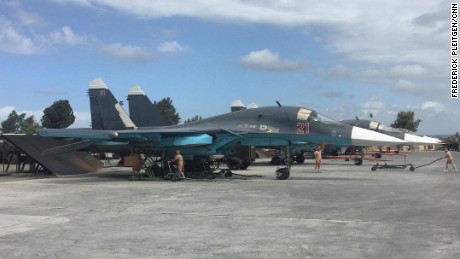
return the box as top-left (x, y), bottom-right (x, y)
top-left (275, 145), bottom-right (292, 180)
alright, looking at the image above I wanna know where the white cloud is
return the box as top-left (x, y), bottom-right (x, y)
top-left (392, 80), bottom-right (418, 93)
top-left (0, 18), bottom-right (38, 54)
top-left (240, 49), bottom-right (305, 71)
top-left (0, 17), bottom-right (86, 54)
top-left (99, 43), bottom-right (156, 63)
top-left (362, 96), bottom-right (386, 113)
top-left (157, 41), bottom-right (186, 53)
top-left (49, 0), bottom-right (92, 7)
top-left (420, 101), bottom-right (446, 113)
top-left (47, 26), bottom-right (86, 45)
top-left (18, 11), bottom-right (45, 26)
top-left (389, 64), bottom-right (427, 77)
top-left (65, 1), bottom-right (444, 63)
top-left (63, 1), bottom-right (446, 97)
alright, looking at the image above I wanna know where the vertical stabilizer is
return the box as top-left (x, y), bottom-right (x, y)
top-left (127, 85), bottom-right (168, 127)
top-left (88, 78), bottom-right (136, 130)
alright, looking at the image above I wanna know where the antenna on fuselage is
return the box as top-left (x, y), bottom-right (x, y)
top-left (276, 101), bottom-right (282, 107)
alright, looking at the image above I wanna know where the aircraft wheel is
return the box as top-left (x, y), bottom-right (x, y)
top-left (295, 155), bottom-right (305, 164)
top-left (271, 155), bottom-right (282, 165)
top-left (371, 166), bottom-right (377, 171)
top-left (224, 170), bottom-right (233, 178)
top-left (240, 160), bottom-right (251, 170)
top-left (275, 167), bottom-right (290, 180)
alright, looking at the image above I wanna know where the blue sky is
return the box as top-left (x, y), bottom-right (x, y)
top-left (0, 0), bottom-right (457, 135)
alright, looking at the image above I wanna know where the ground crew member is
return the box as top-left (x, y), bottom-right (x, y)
top-left (444, 148), bottom-right (458, 172)
top-left (314, 146), bottom-right (322, 173)
top-left (169, 150), bottom-right (185, 178)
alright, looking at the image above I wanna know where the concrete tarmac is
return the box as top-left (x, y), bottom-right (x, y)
top-left (0, 151), bottom-right (459, 258)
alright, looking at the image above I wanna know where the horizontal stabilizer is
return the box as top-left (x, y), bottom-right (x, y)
top-left (2, 135), bottom-right (102, 175)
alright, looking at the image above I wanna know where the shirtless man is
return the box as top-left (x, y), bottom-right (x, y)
top-left (169, 150), bottom-right (185, 178)
top-left (314, 146), bottom-right (322, 173)
top-left (132, 152), bottom-right (145, 176)
top-left (444, 148), bottom-right (458, 172)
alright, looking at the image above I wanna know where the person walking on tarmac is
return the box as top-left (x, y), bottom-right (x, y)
top-left (444, 148), bottom-right (458, 172)
top-left (314, 145), bottom-right (322, 173)
top-left (132, 151), bottom-right (145, 176)
top-left (169, 149), bottom-right (185, 178)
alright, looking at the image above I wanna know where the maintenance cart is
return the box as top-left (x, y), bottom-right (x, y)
top-left (370, 157), bottom-right (444, 172)
top-left (371, 163), bottom-right (415, 171)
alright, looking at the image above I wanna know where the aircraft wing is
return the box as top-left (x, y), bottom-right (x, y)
top-left (37, 124), bottom-right (248, 154)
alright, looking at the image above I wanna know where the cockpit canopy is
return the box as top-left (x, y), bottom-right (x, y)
top-left (297, 108), bottom-right (337, 124)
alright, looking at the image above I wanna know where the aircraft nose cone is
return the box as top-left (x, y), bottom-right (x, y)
top-left (404, 133), bottom-right (432, 144)
top-left (351, 126), bottom-right (407, 146)
top-left (422, 136), bottom-right (444, 144)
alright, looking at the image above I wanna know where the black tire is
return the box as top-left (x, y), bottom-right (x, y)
top-left (371, 167), bottom-right (377, 171)
top-left (224, 170), bottom-right (233, 178)
top-left (354, 158), bottom-right (363, 165)
top-left (275, 167), bottom-right (290, 180)
top-left (295, 155), bottom-right (305, 164)
top-left (410, 166), bottom-right (415, 171)
top-left (271, 155), bottom-right (282, 165)
top-left (226, 157), bottom-right (242, 170)
top-left (240, 160), bottom-right (250, 170)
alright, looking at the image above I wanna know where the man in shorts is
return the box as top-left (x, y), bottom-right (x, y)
top-left (169, 149), bottom-right (185, 178)
top-left (314, 146), bottom-right (322, 173)
top-left (132, 152), bottom-right (145, 176)
top-left (444, 148), bottom-right (457, 172)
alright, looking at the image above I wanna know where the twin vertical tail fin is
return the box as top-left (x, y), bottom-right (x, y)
top-left (127, 85), bottom-right (168, 127)
top-left (88, 78), bottom-right (137, 130)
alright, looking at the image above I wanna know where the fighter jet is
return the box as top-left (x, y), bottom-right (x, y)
top-left (36, 78), bottom-right (407, 179)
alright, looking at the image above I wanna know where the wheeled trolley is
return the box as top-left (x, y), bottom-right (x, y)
top-left (371, 163), bottom-right (415, 171)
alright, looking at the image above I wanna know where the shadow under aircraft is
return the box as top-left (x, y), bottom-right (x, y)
top-left (37, 78), bottom-right (407, 180)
